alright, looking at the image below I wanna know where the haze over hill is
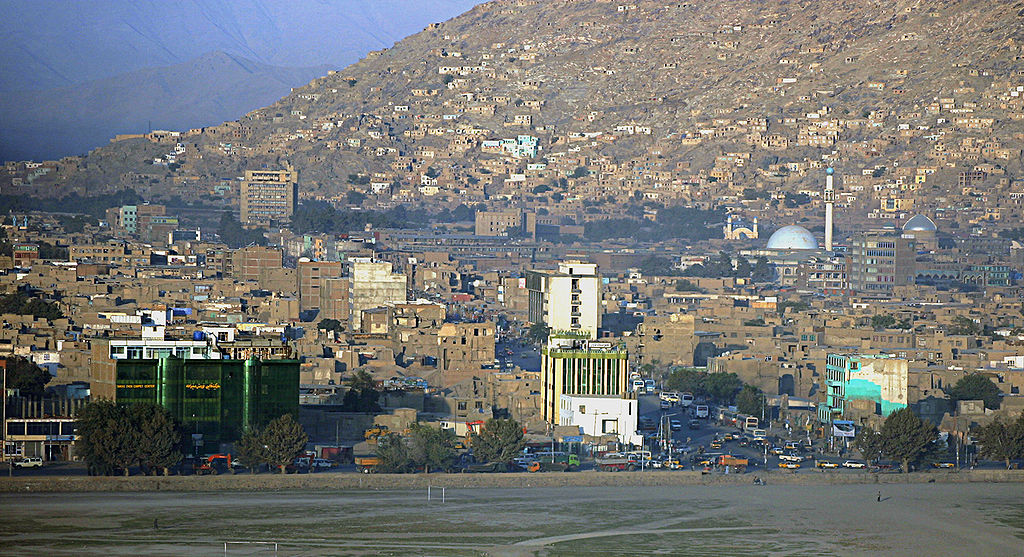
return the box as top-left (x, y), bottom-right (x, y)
top-left (0, 0), bottom-right (483, 161)
top-left (6, 0), bottom-right (1024, 243)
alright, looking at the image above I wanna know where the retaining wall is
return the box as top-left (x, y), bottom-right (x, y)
top-left (2, 469), bottom-right (1023, 493)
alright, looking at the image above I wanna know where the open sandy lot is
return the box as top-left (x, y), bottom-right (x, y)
top-left (1, 483), bottom-right (1021, 556)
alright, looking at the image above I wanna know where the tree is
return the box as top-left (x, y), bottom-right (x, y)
top-left (375, 432), bottom-right (410, 473)
top-left (975, 413), bottom-right (1024, 469)
top-left (341, 370), bottom-right (381, 412)
top-left (0, 293), bottom-right (63, 321)
top-left (569, 166), bottom-right (590, 178)
top-left (234, 428), bottom-right (269, 473)
top-left (638, 255), bottom-right (679, 277)
top-left (705, 372), bottom-right (743, 404)
top-left (128, 403), bottom-right (182, 476)
top-left (947, 374), bottom-right (1001, 410)
top-left (407, 423), bottom-right (457, 473)
top-left (871, 314), bottom-right (897, 329)
top-left (673, 279), bottom-right (701, 292)
top-left (879, 408), bottom-right (938, 473)
top-left (217, 211), bottom-right (267, 248)
top-left (261, 414), bottom-right (308, 473)
top-left (852, 425), bottom-right (884, 467)
top-left (317, 318), bottom-right (344, 333)
top-left (525, 323), bottom-right (550, 345)
top-left (666, 367), bottom-right (706, 397)
top-left (471, 418), bottom-right (526, 464)
top-left (3, 355), bottom-right (52, 397)
top-left (76, 401), bottom-right (140, 476)
top-left (949, 315), bottom-right (980, 336)
top-left (750, 258), bottom-right (775, 282)
top-left (735, 385), bottom-right (766, 417)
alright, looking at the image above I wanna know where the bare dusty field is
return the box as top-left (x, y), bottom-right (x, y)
top-left (1, 483), bottom-right (1022, 556)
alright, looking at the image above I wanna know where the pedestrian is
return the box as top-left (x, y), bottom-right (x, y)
top-left (153, 518), bottom-right (159, 529)
top-left (876, 491), bottom-right (881, 502)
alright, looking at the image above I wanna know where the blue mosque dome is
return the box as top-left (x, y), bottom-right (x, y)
top-left (766, 225), bottom-right (818, 250)
top-left (903, 214), bottom-right (936, 232)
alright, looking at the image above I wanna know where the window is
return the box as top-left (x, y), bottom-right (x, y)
top-left (602, 419), bottom-right (618, 434)
top-left (457, 402), bottom-right (467, 411)
top-left (579, 405), bottom-right (586, 414)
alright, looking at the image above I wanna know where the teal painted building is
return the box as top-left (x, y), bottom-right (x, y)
top-left (116, 356), bottom-right (299, 453)
top-left (819, 354), bottom-right (908, 424)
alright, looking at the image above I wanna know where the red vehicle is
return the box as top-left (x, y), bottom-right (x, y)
top-left (194, 454), bottom-right (233, 475)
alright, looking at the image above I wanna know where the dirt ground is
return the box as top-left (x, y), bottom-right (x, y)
top-left (1, 483), bottom-right (1021, 556)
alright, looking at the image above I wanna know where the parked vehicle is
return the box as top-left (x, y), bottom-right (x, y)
top-left (718, 455), bottom-right (749, 472)
top-left (527, 455), bottom-right (580, 472)
top-left (595, 453), bottom-right (632, 472)
top-left (312, 458), bottom-right (336, 469)
top-left (12, 457), bottom-right (43, 468)
top-left (194, 454), bottom-right (234, 475)
top-left (842, 460), bottom-right (866, 469)
top-left (463, 462), bottom-right (509, 473)
top-left (355, 456), bottom-right (381, 473)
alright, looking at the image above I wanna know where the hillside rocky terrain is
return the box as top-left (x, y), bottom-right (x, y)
top-left (7, 0), bottom-right (1024, 237)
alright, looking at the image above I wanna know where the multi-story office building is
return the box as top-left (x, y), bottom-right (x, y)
top-left (818, 353), bottom-right (908, 425)
top-left (527, 261), bottom-right (601, 339)
top-left (349, 259), bottom-right (407, 331)
top-left (846, 232), bottom-right (916, 293)
top-left (297, 259), bottom-right (343, 312)
top-left (240, 167), bottom-right (298, 225)
top-left (231, 246), bottom-right (284, 282)
top-left (116, 356), bottom-right (299, 453)
top-left (541, 335), bottom-right (628, 424)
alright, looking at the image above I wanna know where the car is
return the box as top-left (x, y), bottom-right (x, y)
top-left (738, 438), bottom-right (749, 447)
top-left (779, 453), bottom-right (803, 463)
top-left (670, 419), bottom-right (682, 431)
top-left (842, 460), bottom-right (866, 469)
top-left (722, 433), bottom-right (736, 441)
top-left (816, 460), bottom-right (839, 469)
top-left (660, 400), bottom-right (671, 410)
top-left (778, 461), bottom-right (801, 469)
top-left (688, 419), bottom-right (701, 430)
top-left (709, 441), bottom-right (723, 449)
top-left (312, 458), bottom-right (336, 469)
top-left (12, 457), bottom-right (43, 468)
top-left (932, 462), bottom-right (955, 469)
top-left (769, 446), bottom-right (786, 456)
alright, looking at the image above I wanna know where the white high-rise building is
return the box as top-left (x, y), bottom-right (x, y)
top-left (526, 261), bottom-right (601, 339)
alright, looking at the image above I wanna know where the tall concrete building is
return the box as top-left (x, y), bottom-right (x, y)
top-left (318, 277), bottom-right (351, 322)
top-left (818, 353), bottom-right (908, 425)
top-left (231, 246), bottom-right (283, 282)
top-left (297, 259), bottom-right (343, 312)
top-left (349, 259), bottom-right (407, 331)
top-left (847, 232), bottom-right (916, 293)
top-left (541, 336), bottom-right (629, 424)
top-left (527, 261), bottom-right (601, 339)
top-left (240, 167), bottom-right (298, 225)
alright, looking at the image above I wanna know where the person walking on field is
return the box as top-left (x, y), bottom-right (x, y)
top-left (877, 491), bottom-right (881, 502)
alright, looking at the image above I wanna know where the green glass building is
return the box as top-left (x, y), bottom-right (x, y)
top-left (116, 356), bottom-right (299, 453)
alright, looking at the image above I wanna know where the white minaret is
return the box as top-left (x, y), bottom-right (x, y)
top-left (824, 167), bottom-right (835, 251)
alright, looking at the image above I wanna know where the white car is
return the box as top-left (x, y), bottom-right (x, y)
top-left (842, 460), bottom-right (867, 469)
top-left (779, 453), bottom-right (804, 463)
top-left (312, 458), bottom-right (336, 469)
top-left (13, 457), bottom-right (43, 468)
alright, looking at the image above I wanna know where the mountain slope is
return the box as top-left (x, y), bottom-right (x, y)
top-left (10, 0), bottom-right (1024, 235)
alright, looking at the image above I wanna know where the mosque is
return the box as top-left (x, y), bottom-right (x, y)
top-left (745, 167), bottom-right (939, 293)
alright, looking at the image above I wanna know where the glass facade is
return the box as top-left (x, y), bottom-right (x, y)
top-left (116, 356), bottom-right (299, 453)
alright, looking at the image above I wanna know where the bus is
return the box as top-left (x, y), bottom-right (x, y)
top-left (744, 416), bottom-right (759, 431)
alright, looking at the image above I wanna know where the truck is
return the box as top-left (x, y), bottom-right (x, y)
top-left (718, 455), bottom-right (749, 472)
top-left (462, 462), bottom-right (509, 473)
top-left (355, 456), bottom-right (381, 474)
top-left (364, 425), bottom-right (389, 442)
top-left (526, 454), bottom-right (580, 472)
top-left (595, 453), bottom-right (633, 472)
